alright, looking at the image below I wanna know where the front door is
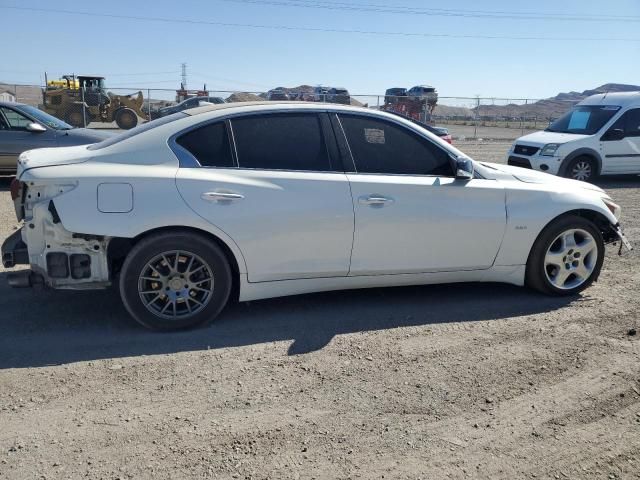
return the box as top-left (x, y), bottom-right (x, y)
top-left (601, 108), bottom-right (640, 174)
top-left (337, 113), bottom-right (506, 275)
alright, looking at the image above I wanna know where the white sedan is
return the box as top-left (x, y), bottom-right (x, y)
top-left (2, 102), bottom-right (631, 330)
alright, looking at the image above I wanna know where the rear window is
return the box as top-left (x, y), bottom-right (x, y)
top-left (175, 122), bottom-right (234, 167)
top-left (87, 112), bottom-right (187, 150)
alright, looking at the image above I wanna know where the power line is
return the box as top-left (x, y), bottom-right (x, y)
top-left (2, 5), bottom-right (639, 42)
top-left (224, 0), bottom-right (640, 22)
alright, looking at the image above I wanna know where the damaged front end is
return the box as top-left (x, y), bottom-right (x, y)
top-left (2, 179), bottom-right (111, 289)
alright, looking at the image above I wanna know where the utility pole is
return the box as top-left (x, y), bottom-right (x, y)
top-left (181, 63), bottom-right (188, 91)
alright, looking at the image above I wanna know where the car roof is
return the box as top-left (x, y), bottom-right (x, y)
top-left (578, 91), bottom-right (640, 108)
top-left (0, 101), bottom-right (27, 108)
top-left (184, 101), bottom-right (372, 117)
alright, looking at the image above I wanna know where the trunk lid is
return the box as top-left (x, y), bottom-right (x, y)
top-left (17, 145), bottom-right (91, 177)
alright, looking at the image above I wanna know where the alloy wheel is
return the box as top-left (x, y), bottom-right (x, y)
top-left (138, 250), bottom-right (214, 319)
top-left (544, 228), bottom-right (598, 290)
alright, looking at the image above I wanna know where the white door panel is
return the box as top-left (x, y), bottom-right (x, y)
top-left (176, 169), bottom-right (354, 282)
top-left (601, 138), bottom-right (640, 173)
top-left (348, 175), bottom-right (506, 275)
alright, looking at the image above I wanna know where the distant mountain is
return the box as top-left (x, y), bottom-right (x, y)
top-left (469, 84), bottom-right (640, 119)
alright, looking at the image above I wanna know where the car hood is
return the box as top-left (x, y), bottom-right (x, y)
top-left (480, 162), bottom-right (605, 194)
top-left (60, 128), bottom-right (113, 143)
top-left (18, 144), bottom-right (92, 176)
top-left (515, 130), bottom-right (587, 146)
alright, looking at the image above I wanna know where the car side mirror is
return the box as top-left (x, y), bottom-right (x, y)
top-left (26, 122), bottom-right (46, 133)
top-left (453, 157), bottom-right (474, 180)
top-left (603, 128), bottom-right (625, 141)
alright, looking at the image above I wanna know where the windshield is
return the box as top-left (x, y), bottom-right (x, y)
top-left (87, 112), bottom-right (187, 150)
top-left (19, 105), bottom-right (73, 130)
top-left (546, 105), bottom-right (621, 135)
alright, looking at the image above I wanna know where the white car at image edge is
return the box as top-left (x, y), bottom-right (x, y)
top-left (508, 91), bottom-right (640, 182)
top-left (2, 102), bottom-right (633, 330)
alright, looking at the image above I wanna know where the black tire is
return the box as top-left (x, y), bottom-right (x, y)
top-left (65, 109), bottom-right (88, 128)
top-left (563, 156), bottom-right (598, 182)
top-left (119, 232), bottom-right (232, 331)
top-left (115, 108), bottom-right (138, 130)
top-left (526, 215), bottom-right (604, 296)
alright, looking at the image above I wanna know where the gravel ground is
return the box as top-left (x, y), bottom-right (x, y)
top-left (0, 144), bottom-right (639, 480)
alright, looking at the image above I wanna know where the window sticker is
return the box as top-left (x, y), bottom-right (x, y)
top-left (364, 128), bottom-right (385, 144)
top-left (568, 111), bottom-right (590, 130)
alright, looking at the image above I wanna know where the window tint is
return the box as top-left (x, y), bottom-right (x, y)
top-left (338, 114), bottom-right (453, 176)
top-left (176, 121), bottom-right (234, 167)
top-left (0, 107), bottom-right (31, 129)
top-left (611, 108), bottom-right (640, 137)
top-left (231, 113), bottom-right (332, 171)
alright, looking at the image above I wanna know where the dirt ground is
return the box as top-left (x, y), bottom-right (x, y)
top-left (0, 143), bottom-right (639, 480)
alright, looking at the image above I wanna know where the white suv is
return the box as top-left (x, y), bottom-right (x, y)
top-left (508, 92), bottom-right (640, 181)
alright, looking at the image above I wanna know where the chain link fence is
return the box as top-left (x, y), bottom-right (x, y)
top-left (0, 83), bottom-right (578, 140)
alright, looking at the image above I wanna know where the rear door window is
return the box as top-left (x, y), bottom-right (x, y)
top-left (231, 113), bottom-right (333, 171)
top-left (338, 114), bottom-right (453, 176)
top-left (176, 121), bottom-right (235, 167)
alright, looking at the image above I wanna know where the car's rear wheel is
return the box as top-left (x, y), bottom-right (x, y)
top-left (564, 156), bottom-right (598, 182)
top-left (119, 232), bottom-right (232, 330)
top-left (526, 215), bottom-right (604, 296)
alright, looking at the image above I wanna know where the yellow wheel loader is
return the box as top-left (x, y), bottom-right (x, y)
top-left (42, 75), bottom-right (147, 130)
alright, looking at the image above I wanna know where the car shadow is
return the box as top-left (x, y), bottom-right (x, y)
top-left (595, 174), bottom-right (640, 190)
top-left (0, 274), bottom-right (576, 369)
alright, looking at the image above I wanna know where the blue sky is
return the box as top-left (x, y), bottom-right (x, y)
top-left (0, 0), bottom-right (639, 100)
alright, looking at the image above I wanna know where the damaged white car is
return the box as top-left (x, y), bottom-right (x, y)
top-left (2, 102), bottom-right (632, 330)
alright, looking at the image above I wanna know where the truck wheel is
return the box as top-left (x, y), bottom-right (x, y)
top-left (115, 108), bottom-right (138, 130)
top-left (65, 109), bottom-right (88, 128)
top-left (564, 156), bottom-right (598, 182)
top-left (525, 215), bottom-right (604, 296)
top-left (119, 232), bottom-right (232, 331)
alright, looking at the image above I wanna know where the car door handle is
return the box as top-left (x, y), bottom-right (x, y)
top-left (201, 191), bottom-right (245, 202)
top-left (358, 195), bottom-right (394, 206)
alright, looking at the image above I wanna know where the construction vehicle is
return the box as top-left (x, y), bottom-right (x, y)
top-left (42, 74), bottom-right (147, 130)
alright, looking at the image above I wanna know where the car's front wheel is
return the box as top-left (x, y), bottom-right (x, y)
top-left (564, 156), bottom-right (598, 182)
top-left (119, 232), bottom-right (232, 330)
top-left (526, 215), bottom-right (604, 296)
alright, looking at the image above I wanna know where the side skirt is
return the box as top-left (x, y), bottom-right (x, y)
top-left (238, 265), bottom-right (526, 302)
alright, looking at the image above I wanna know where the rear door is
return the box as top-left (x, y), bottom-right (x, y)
top-left (175, 112), bottom-right (354, 282)
top-left (601, 108), bottom-right (640, 173)
top-left (336, 113), bottom-right (506, 275)
top-left (0, 106), bottom-right (56, 171)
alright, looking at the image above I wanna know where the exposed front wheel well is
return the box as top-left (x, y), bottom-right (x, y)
top-left (534, 209), bottom-right (617, 250)
top-left (107, 226), bottom-right (241, 301)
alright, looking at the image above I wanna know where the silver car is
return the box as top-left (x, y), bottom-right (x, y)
top-left (0, 102), bottom-right (112, 173)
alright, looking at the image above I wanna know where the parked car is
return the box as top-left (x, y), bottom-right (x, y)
top-left (312, 86), bottom-right (330, 102)
top-left (385, 87), bottom-right (407, 104)
top-left (3, 102), bottom-right (631, 331)
top-left (427, 125), bottom-right (452, 144)
top-left (508, 92), bottom-right (640, 182)
top-left (266, 89), bottom-right (290, 101)
top-left (327, 88), bottom-right (350, 105)
top-left (0, 102), bottom-right (112, 174)
top-left (157, 96), bottom-right (225, 118)
top-left (406, 85), bottom-right (438, 102)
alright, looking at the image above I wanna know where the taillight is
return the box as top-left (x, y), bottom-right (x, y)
top-left (10, 178), bottom-right (22, 201)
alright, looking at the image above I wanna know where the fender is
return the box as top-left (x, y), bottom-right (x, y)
top-left (559, 147), bottom-right (603, 176)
